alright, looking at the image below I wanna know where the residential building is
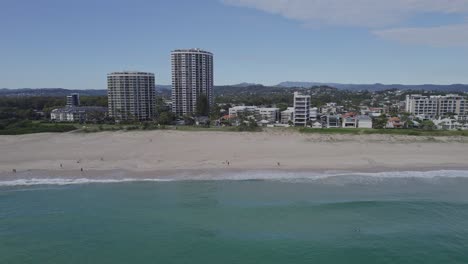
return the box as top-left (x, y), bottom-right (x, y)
top-left (342, 113), bottom-right (358, 128)
top-left (281, 107), bottom-right (294, 124)
top-left (310, 107), bottom-right (319, 122)
top-left (107, 71), bottom-right (156, 121)
top-left (357, 115), bottom-right (373, 128)
top-left (67, 93), bottom-right (80, 107)
top-left (51, 106), bottom-right (107, 123)
top-left (257, 108), bottom-right (280, 123)
top-left (405, 94), bottom-right (466, 118)
top-left (229, 106), bottom-right (258, 119)
top-left (386, 117), bottom-right (404, 129)
top-left (171, 49), bottom-right (214, 116)
top-left (432, 117), bottom-right (462, 130)
top-left (321, 115), bottom-right (341, 128)
top-left (293, 92), bottom-right (311, 127)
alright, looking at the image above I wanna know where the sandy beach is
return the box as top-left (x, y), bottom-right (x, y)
top-left (0, 129), bottom-right (467, 180)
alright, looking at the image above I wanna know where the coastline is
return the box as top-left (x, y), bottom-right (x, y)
top-left (1, 130), bottom-right (468, 183)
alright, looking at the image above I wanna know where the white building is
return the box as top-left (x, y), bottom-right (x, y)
top-left (405, 94), bottom-right (466, 118)
top-left (107, 71), bottom-right (156, 121)
top-left (51, 106), bottom-right (107, 123)
top-left (342, 115), bottom-right (358, 128)
top-left (171, 49), bottom-right (214, 116)
top-left (310, 107), bottom-right (319, 122)
top-left (293, 92), bottom-right (311, 127)
top-left (357, 115), bottom-right (373, 128)
top-left (257, 108), bottom-right (280, 123)
top-left (281, 107), bottom-right (294, 124)
top-left (229, 106), bottom-right (258, 118)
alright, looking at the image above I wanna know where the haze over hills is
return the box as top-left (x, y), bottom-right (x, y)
top-left (276, 82), bottom-right (468, 92)
top-left (1, 82), bottom-right (468, 97)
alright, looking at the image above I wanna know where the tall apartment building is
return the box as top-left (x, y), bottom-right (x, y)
top-left (405, 94), bottom-right (466, 118)
top-left (107, 71), bottom-right (156, 121)
top-left (293, 92), bottom-right (311, 127)
top-left (171, 49), bottom-right (214, 116)
top-left (67, 93), bottom-right (80, 107)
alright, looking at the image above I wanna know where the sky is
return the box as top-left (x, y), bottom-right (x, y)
top-left (1, 0), bottom-right (468, 89)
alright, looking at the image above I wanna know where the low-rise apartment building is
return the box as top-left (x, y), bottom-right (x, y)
top-left (405, 94), bottom-right (466, 118)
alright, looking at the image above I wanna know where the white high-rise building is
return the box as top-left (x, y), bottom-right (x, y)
top-left (405, 94), bottom-right (466, 118)
top-left (293, 92), bottom-right (311, 127)
top-left (171, 49), bottom-right (214, 116)
top-left (107, 71), bottom-right (156, 121)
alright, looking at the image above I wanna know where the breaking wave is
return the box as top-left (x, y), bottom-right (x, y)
top-left (1, 170), bottom-right (468, 187)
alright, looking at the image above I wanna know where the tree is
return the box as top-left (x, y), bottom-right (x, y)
top-left (196, 94), bottom-right (209, 117)
top-left (157, 112), bottom-right (173, 125)
top-left (421, 120), bottom-right (436, 130)
top-left (373, 115), bottom-right (388, 129)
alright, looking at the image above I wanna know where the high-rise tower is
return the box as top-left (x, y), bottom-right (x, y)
top-left (107, 71), bottom-right (156, 121)
top-left (171, 49), bottom-right (214, 116)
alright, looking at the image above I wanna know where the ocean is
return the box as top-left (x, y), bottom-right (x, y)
top-left (1, 170), bottom-right (468, 263)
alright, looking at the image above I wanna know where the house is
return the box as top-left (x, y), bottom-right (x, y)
top-left (342, 113), bottom-right (358, 128)
top-left (321, 115), bottom-right (341, 128)
top-left (432, 117), bottom-right (462, 130)
top-left (386, 117), bottom-right (404, 129)
top-left (357, 115), bottom-right (373, 129)
top-left (195, 116), bottom-right (210, 126)
top-left (312, 122), bottom-right (322, 128)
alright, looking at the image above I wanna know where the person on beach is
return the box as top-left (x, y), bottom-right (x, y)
top-left (277, 162), bottom-right (281, 167)
top-left (80, 168), bottom-right (83, 172)
top-left (12, 169), bottom-right (16, 173)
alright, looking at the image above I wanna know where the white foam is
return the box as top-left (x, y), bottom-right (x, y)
top-left (0, 178), bottom-right (174, 187)
top-left (1, 170), bottom-right (468, 187)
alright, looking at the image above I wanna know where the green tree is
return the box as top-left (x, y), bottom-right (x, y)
top-left (421, 120), bottom-right (436, 130)
top-left (196, 94), bottom-right (209, 117)
top-left (373, 115), bottom-right (388, 129)
top-left (157, 112), bottom-right (173, 125)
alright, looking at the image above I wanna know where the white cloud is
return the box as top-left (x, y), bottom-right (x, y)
top-left (373, 23), bottom-right (468, 47)
top-left (222, 0), bottom-right (468, 46)
top-left (223, 0), bottom-right (468, 27)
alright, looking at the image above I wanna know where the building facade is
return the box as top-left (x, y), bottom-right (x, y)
top-left (293, 92), bottom-right (311, 127)
top-left (67, 93), bottom-right (80, 107)
top-left (51, 106), bottom-right (107, 123)
top-left (107, 71), bottom-right (156, 121)
top-left (405, 94), bottom-right (466, 118)
top-left (281, 107), bottom-right (295, 124)
top-left (257, 108), bottom-right (280, 123)
top-left (171, 49), bottom-right (214, 116)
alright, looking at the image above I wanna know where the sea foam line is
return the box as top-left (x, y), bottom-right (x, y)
top-left (1, 170), bottom-right (468, 186)
top-left (0, 178), bottom-right (174, 187)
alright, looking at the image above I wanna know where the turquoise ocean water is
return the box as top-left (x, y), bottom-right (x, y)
top-left (1, 171), bottom-right (468, 263)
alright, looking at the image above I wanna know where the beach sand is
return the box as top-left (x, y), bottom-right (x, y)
top-left (0, 129), bottom-right (467, 180)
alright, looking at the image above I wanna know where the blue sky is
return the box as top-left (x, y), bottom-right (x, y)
top-left (1, 0), bottom-right (468, 89)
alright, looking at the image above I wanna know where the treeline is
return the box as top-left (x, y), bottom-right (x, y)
top-left (0, 96), bottom-right (107, 134)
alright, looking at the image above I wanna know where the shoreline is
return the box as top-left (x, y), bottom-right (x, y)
top-left (2, 165), bottom-right (468, 183)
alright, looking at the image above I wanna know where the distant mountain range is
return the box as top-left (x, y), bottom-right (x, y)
top-left (1, 82), bottom-right (467, 97)
top-left (0, 85), bottom-right (172, 97)
top-left (276, 82), bottom-right (468, 92)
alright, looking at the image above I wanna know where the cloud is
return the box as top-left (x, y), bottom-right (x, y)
top-left (223, 0), bottom-right (468, 27)
top-left (222, 0), bottom-right (468, 46)
top-left (373, 23), bottom-right (468, 47)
